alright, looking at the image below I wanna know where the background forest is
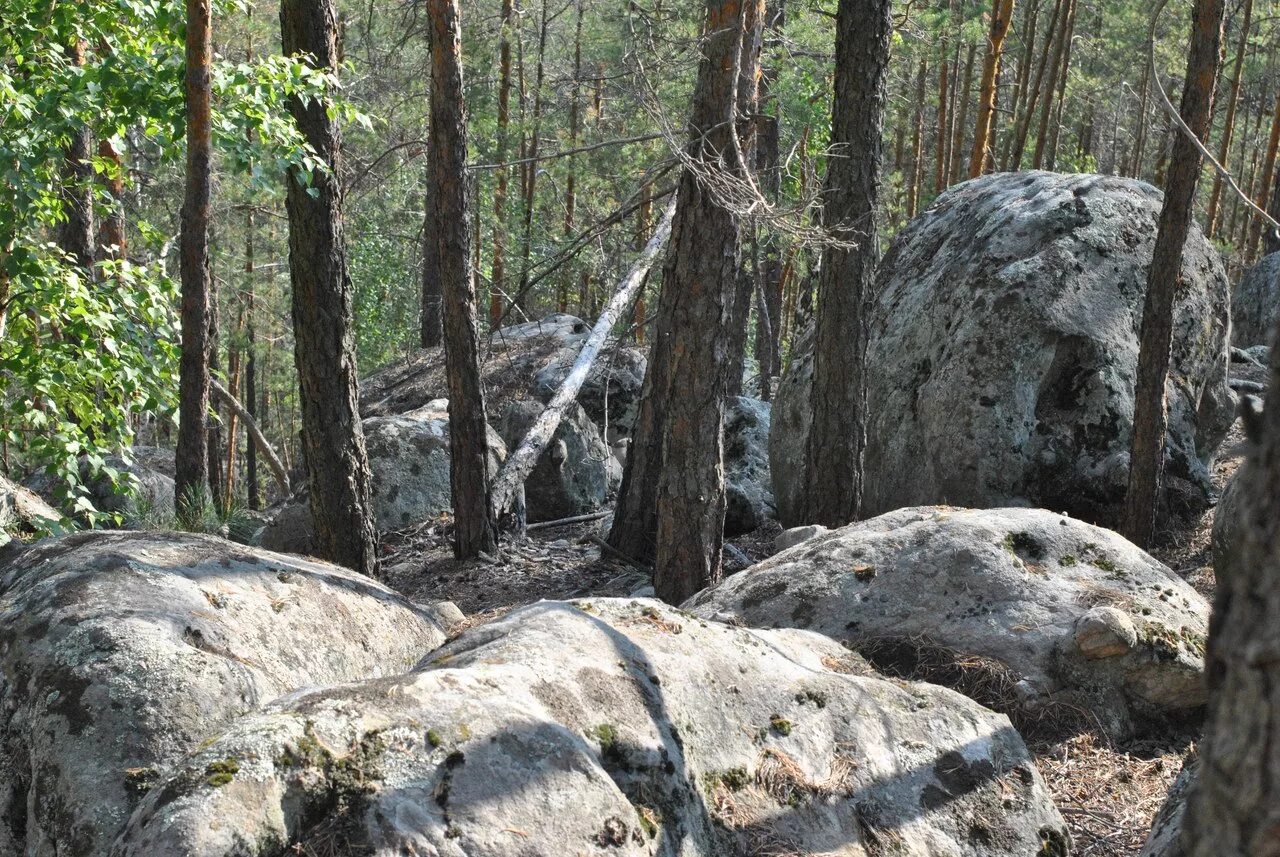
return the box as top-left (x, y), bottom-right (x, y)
top-left (6, 0), bottom-right (1279, 514)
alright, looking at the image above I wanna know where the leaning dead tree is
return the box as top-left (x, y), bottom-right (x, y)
top-left (208, 378), bottom-right (290, 496)
top-left (488, 197), bottom-right (677, 528)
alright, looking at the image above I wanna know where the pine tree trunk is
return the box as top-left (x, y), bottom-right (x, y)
top-left (803, 0), bottom-right (892, 529)
top-left (754, 0), bottom-right (784, 401)
top-left (1122, 0), bottom-right (1224, 547)
top-left (1009, 0), bottom-right (1061, 169)
top-left (561, 0), bottom-right (584, 314)
top-left (176, 0), bottom-right (214, 507)
top-left (607, 0), bottom-right (761, 597)
top-left (934, 42), bottom-right (950, 194)
top-left (58, 36), bottom-right (95, 271)
top-left (969, 0), bottom-right (1016, 177)
top-left (1185, 221), bottom-right (1280, 857)
top-left (950, 43), bottom-right (977, 183)
top-left (206, 276), bottom-right (225, 506)
top-left (1044, 0), bottom-right (1076, 169)
top-left (1000, 0), bottom-right (1039, 170)
top-left (516, 0), bottom-right (549, 308)
top-left (490, 0), bottom-right (515, 328)
top-left (1130, 62), bottom-right (1153, 177)
top-left (280, 0), bottom-right (380, 575)
top-left (96, 138), bottom-right (126, 261)
top-left (1032, 0), bottom-right (1071, 169)
top-left (245, 207), bottom-right (261, 510)
top-left (421, 151), bottom-right (443, 348)
top-left (1247, 91), bottom-right (1280, 262)
top-left (427, 0), bottom-right (497, 558)
top-left (1206, 0), bottom-right (1252, 238)
top-left (908, 59), bottom-right (927, 218)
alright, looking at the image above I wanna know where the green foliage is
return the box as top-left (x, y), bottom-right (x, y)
top-left (1, 249), bottom-right (179, 521)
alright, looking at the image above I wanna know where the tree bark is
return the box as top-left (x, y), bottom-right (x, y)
top-left (176, 0), bottom-right (214, 508)
top-left (803, 0), bottom-right (892, 529)
top-left (59, 36), bottom-right (95, 271)
top-left (969, 0), bottom-right (1016, 178)
top-left (607, 0), bottom-right (761, 601)
top-left (1009, 0), bottom-right (1061, 169)
top-left (96, 138), bottom-right (126, 261)
top-left (1032, 0), bottom-right (1072, 169)
top-left (1248, 91), bottom-right (1280, 262)
top-left (1122, 0), bottom-right (1224, 547)
top-left (908, 59), bottom-right (927, 218)
top-left (420, 151), bottom-right (443, 347)
top-left (934, 39), bottom-right (950, 194)
top-left (1183, 282), bottom-right (1280, 856)
top-left (427, 0), bottom-right (497, 558)
top-left (280, 0), bottom-right (379, 575)
top-left (950, 43), bottom-right (977, 183)
top-left (1206, 0), bottom-right (1252, 238)
top-left (755, 1), bottom-right (784, 401)
top-left (561, 0), bottom-right (584, 314)
top-left (490, 200), bottom-right (675, 525)
top-left (1000, 0), bottom-right (1039, 170)
top-left (516, 0), bottom-right (549, 308)
top-left (1043, 0), bottom-right (1076, 169)
top-left (490, 0), bottom-right (515, 328)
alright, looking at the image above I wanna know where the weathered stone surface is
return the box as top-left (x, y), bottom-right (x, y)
top-left (27, 449), bottom-right (176, 524)
top-left (497, 399), bottom-right (619, 523)
top-left (261, 407), bottom-right (506, 552)
top-left (0, 531), bottom-right (447, 856)
top-left (773, 524), bottom-right (829, 554)
top-left (0, 475), bottom-right (61, 537)
top-left (772, 172), bottom-right (1233, 529)
top-left (1139, 755), bottom-right (1197, 857)
top-left (361, 314), bottom-right (646, 440)
top-left (116, 598), bottom-right (1069, 857)
top-left (1232, 252), bottom-right (1280, 347)
top-left (723, 396), bottom-right (776, 536)
top-left (532, 339), bottom-right (648, 436)
top-left (689, 506), bottom-right (1210, 738)
top-left (1212, 466), bottom-right (1248, 581)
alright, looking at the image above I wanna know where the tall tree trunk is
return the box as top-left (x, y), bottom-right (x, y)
top-left (1247, 91), bottom-right (1280, 262)
top-left (1032, 0), bottom-right (1072, 169)
top-left (950, 43), bottom-right (977, 183)
top-left (59, 36), bottom-right (95, 271)
top-left (427, 0), bottom-right (497, 558)
top-left (176, 0), bottom-right (214, 508)
top-left (1122, 0), bottom-right (1224, 547)
top-left (1009, 0), bottom-right (1062, 169)
top-left (245, 207), bottom-right (261, 510)
top-left (1183, 254), bottom-right (1280, 857)
top-left (207, 271), bottom-right (225, 506)
top-left (560, 0), bottom-right (584, 314)
top-left (96, 138), bottom-right (126, 261)
top-left (969, 0), bottom-right (1016, 177)
top-left (1206, 0), bottom-right (1253, 238)
top-left (280, 0), bottom-right (379, 575)
top-left (1044, 0), bottom-right (1076, 169)
top-left (755, 1), bottom-right (784, 401)
top-left (1000, 0), bottom-right (1039, 170)
top-left (908, 59), bottom-right (927, 218)
top-left (607, 0), bottom-right (762, 600)
top-left (490, 0), bottom-right (514, 328)
top-left (724, 0), bottom-right (766, 401)
top-left (516, 0), bottom-right (549, 309)
top-left (421, 152), bottom-right (443, 347)
top-left (934, 39), bottom-right (950, 193)
top-left (803, 0), bottom-right (892, 528)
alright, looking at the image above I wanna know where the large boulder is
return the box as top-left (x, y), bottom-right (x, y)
top-left (496, 399), bottom-right (620, 523)
top-left (116, 598), bottom-right (1069, 856)
top-left (0, 475), bottom-right (61, 539)
top-left (724, 396), bottom-right (776, 535)
top-left (773, 171), bottom-right (1233, 529)
top-left (532, 341), bottom-right (648, 437)
top-left (689, 506), bottom-right (1211, 739)
top-left (1212, 466), bottom-right (1247, 580)
top-left (1232, 251), bottom-right (1280, 346)
top-left (0, 531), bottom-right (448, 856)
top-left (261, 406), bottom-right (506, 552)
top-left (361, 313), bottom-right (647, 438)
top-left (26, 449), bottom-right (176, 525)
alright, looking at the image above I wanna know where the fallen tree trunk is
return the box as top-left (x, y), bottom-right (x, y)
top-left (489, 196), bottom-right (676, 527)
top-left (209, 377), bottom-right (291, 496)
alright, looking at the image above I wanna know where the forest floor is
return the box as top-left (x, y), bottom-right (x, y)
top-left (382, 360), bottom-right (1264, 856)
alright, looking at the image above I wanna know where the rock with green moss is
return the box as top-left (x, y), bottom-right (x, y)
top-left (689, 506), bottom-right (1210, 739)
top-left (0, 530), bottom-right (448, 856)
top-left (115, 599), bottom-right (1066, 856)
